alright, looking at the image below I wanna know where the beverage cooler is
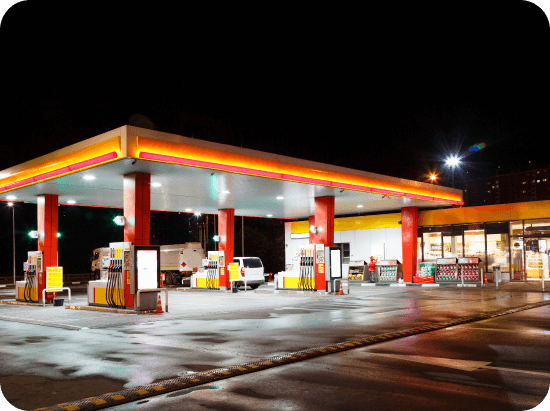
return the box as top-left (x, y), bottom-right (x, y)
top-left (376, 260), bottom-right (402, 283)
top-left (348, 260), bottom-right (367, 282)
top-left (435, 258), bottom-right (458, 283)
top-left (457, 257), bottom-right (483, 284)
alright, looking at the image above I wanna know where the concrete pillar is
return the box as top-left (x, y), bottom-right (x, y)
top-left (401, 206), bottom-right (418, 283)
top-left (314, 196), bottom-right (334, 246)
top-left (218, 208), bottom-right (234, 290)
top-left (308, 216), bottom-right (320, 245)
top-left (123, 173), bottom-right (151, 245)
top-left (37, 194), bottom-right (58, 299)
top-left (314, 196), bottom-right (335, 291)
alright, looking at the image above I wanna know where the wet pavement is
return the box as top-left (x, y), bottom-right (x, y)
top-left (0, 283), bottom-right (549, 410)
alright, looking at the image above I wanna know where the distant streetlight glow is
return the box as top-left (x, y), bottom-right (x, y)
top-left (446, 155), bottom-right (460, 168)
top-left (430, 174), bottom-right (437, 182)
top-left (194, 212), bottom-right (201, 217)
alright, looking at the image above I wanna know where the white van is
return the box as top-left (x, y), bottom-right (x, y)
top-left (232, 257), bottom-right (265, 289)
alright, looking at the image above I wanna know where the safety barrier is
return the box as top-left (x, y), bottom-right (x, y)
top-left (136, 288), bottom-right (168, 314)
top-left (42, 287), bottom-right (72, 307)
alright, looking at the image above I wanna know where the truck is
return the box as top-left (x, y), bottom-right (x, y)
top-left (160, 243), bottom-right (206, 286)
top-left (91, 243), bottom-right (205, 285)
top-left (91, 247), bottom-right (110, 280)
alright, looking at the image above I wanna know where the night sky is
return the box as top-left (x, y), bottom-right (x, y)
top-left (0, 2), bottom-right (549, 276)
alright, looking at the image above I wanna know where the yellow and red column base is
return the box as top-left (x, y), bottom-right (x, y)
top-left (37, 194), bottom-right (58, 301)
top-left (401, 207), bottom-right (418, 283)
top-left (218, 209), bottom-right (234, 290)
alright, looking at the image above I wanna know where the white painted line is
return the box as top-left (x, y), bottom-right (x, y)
top-left (483, 365), bottom-right (550, 377)
top-left (389, 284), bottom-right (407, 287)
top-left (361, 283), bottom-right (377, 286)
top-left (421, 284), bottom-right (440, 287)
top-left (368, 353), bottom-right (491, 372)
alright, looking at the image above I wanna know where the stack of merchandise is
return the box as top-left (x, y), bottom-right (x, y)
top-left (413, 262), bottom-right (436, 283)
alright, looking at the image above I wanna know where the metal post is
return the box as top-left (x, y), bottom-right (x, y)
top-left (242, 215), bottom-right (244, 257)
top-left (12, 206), bottom-right (16, 286)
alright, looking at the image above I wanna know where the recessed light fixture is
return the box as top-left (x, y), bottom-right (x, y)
top-left (221, 190), bottom-right (230, 194)
top-left (266, 214), bottom-right (273, 217)
top-left (357, 204), bottom-right (364, 208)
top-left (67, 200), bottom-right (76, 204)
top-left (83, 175), bottom-right (96, 181)
top-left (6, 195), bottom-right (16, 200)
top-left (151, 182), bottom-right (162, 188)
top-left (276, 196), bottom-right (284, 200)
top-left (185, 208), bottom-right (192, 212)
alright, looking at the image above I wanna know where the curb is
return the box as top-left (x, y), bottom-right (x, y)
top-left (35, 299), bottom-right (550, 411)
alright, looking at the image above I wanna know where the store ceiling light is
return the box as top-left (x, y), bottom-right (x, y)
top-left (185, 208), bottom-right (192, 212)
top-left (266, 214), bottom-right (273, 217)
top-left (83, 175), bottom-right (96, 181)
top-left (6, 195), bottom-right (16, 200)
top-left (67, 200), bottom-right (76, 204)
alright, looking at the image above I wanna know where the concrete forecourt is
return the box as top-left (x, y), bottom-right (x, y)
top-left (0, 283), bottom-right (549, 410)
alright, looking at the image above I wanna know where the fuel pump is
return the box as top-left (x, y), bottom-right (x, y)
top-left (88, 242), bottom-right (160, 311)
top-left (16, 251), bottom-right (43, 303)
top-left (193, 251), bottom-right (224, 289)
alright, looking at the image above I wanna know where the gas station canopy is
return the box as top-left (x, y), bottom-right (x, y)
top-left (0, 126), bottom-right (462, 217)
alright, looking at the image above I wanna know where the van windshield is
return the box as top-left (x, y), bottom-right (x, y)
top-left (242, 258), bottom-right (262, 268)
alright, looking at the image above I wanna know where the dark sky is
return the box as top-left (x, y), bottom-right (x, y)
top-left (0, 3), bottom-right (549, 276)
top-left (1, 2), bottom-right (548, 188)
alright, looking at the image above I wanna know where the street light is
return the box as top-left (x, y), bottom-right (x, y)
top-left (7, 202), bottom-right (15, 286)
top-left (445, 155), bottom-right (461, 188)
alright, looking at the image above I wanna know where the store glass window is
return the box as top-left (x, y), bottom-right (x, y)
top-left (486, 222), bottom-right (510, 273)
top-left (523, 219), bottom-right (550, 236)
top-left (510, 221), bottom-right (524, 236)
top-left (511, 238), bottom-right (524, 280)
top-left (423, 232), bottom-right (442, 261)
top-left (464, 229), bottom-right (485, 259)
top-left (443, 225), bottom-right (463, 258)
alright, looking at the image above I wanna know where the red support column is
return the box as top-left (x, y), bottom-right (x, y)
top-left (308, 216), bottom-right (320, 245)
top-left (123, 173), bottom-right (151, 245)
top-left (218, 209), bottom-right (234, 290)
top-left (37, 194), bottom-right (58, 300)
top-left (314, 196), bottom-right (335, 291)
top-left (401, 207), bottom-right (418, 283)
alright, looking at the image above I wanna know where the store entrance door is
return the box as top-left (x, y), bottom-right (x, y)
top-left (525, 237), bottom-right (550, 280)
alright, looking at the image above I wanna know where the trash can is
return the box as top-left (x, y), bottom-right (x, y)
top-left (493, 265), bottom-right (501, 284)
top-left (54, 298), bottom-right (64, 306)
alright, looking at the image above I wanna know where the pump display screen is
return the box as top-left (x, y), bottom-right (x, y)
top-left (136, 250), bottom-right (158, 290)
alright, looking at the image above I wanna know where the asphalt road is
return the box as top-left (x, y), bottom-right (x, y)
top-left (0, 284), bottom-right (549, 410)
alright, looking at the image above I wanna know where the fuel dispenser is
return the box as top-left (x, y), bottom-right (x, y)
top-left (88, 242), bottom-right (160, 311)
top-left (16, 252), bottom-right (42, 302)
top-left (298, 245), bottom-right (316, 291)
top-left (192, 251), bottom-right (224, 289)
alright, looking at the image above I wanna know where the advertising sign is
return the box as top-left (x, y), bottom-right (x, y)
top-left (46, 267), bottom-right (63, 291)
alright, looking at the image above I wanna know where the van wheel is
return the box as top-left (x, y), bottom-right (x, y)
top-left (250, 284), bottom-right (259, 290)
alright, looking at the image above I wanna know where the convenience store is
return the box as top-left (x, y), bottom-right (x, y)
top-left (285, 199), bottom-right (550, 282)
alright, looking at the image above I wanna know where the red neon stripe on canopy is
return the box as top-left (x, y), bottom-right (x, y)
top-left (0, 151), bottom-right (118, 192)
top-left (139, 151), bottom-right (462, 205)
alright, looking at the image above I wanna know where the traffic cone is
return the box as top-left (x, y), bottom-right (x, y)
top-left (484, 274), bottom-right (488, 284)
top-left (338, 283), bottom-right (344, 295)
top-left (154, 295), bottom-right (164, 314)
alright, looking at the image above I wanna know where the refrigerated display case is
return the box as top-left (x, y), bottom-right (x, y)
top-left (376, 260), bottom-right (402, 283)
top-left (435, 258), bottom-right (458, 283)
top-left (457, 257), bottom-right (483, 284)
top-left (348, 260), bottom-right (367, 282)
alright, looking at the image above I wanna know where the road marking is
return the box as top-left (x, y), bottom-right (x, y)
top-left (483, 366), bottom-right (550, 377)
top-left (368, 353), bottom-right (491, 371)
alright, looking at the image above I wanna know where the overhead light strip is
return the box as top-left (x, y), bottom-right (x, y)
top-left (139, 152), bottom-right (463, 206)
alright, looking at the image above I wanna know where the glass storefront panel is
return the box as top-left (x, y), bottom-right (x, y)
top-left (524, 219), bottom-right (550, 236)
top-left (423, 232), bottom-right (442, 262)
top-left (525, 238), bottom-right (550, 280)
top-left (486, 233), bottom-right (509, 273)
top-left (511, 238), bottom-right (524, 280)
top-left (464, 229), bottom-right (485, 259)
top-left (443, 235), bottom-right (463, 258)
top-left (510, 220), bottom-right (523, 236)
